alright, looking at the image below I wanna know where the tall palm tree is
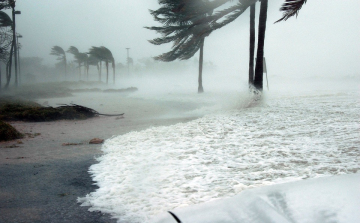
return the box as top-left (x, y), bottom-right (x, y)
top-left (88, 46), bottom-right (115, 84)
top-left (50, 46), bottom-right (67, 76)
top-left (67, 46), bottom-right (87, 80)
top-left (100, 46), bottom-right (115, 84)
top-left (147, 0), bottom-right (213, 93)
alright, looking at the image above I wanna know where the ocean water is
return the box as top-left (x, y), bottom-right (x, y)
top-left (78, 75), bottom-right (360, 223)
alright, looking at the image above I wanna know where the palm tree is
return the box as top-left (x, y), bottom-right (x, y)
top-left (147, 0), bottom-right (214, 93)
top-left (50, 46), bottom-right (67, 76)
top-left (67, 46), bottom-right (87, 80)
top-left (88, 46), bottom-right (115, 84)
top-left (87, 54), bottom-right (100, 81)
top-left (100, 46), bottom-right (115, 84)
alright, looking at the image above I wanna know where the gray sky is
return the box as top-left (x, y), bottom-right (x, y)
top-left (8, 0), bottom-right (360, 78)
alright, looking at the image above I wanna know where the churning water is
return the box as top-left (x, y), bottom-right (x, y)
top-left (78, 76), bottom-right (360, 223)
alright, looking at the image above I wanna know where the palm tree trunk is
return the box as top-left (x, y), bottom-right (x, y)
top-left (84, 63), bottom-right (86, 80)
top-left (112, 60), bottom-right (115, 84)
top-left (0, 63), bottom-right (2, 91)
top-left (64, 55), bottom-right (67, 77)
top-left (198, 38), bottom-right (205, 93)
top-left (78, 62), bottom-right (81, 80)
top-left (12, 8), bottom-right (18, 87)
top-left (106, 61), bottom-right (109, 84)
top-left (97, 62), bottom-right (100, 81)
top-left (249, 3), bottom-right (256, 87)
top-left (5, 41), bottom-right (14, 88)
top-left (87, 64), bottom-right (89, 81)
top-left (99, 61), bottom-right (102, 81)
top-left (254, 0), bottom-right (268, 91)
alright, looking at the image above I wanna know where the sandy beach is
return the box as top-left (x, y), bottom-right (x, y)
top-left (0, 90), bottom-right (200, 223)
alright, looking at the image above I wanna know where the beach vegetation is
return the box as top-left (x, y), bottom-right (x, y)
top-left (0, 120), bottom-right (22, 141)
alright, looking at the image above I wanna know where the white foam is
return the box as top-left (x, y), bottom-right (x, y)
top-left (78, 86), bottom-right (359, 222)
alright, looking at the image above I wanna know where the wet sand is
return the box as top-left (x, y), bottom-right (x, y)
top-left (0, 92), bottom-right (199, 223)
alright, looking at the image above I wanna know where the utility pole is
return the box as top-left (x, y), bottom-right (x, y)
top-left (126, 48), bottom-right (130, 75)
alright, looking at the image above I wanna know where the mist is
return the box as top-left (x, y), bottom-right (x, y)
top-left (1, 1), bottom-right (359, 223)
top-left (1, 0), bottom-right (359, 88)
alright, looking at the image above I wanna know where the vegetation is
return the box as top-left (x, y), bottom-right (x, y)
top-left (147, 0), bottom-right (215, 93)
top-left (67, 46), bottom-right (88, 80)
top-left (147, 0), bottom-right (309, 91)
top-left (50, 46), bottom-right (67, 76)
top-left (276, 0), bottom-right (308, 23)
top-left (0, 100), bottom-right (101, 122)
top-left (88, 46), bottom-right (115, 84)
top-left (0, 120), bottom-right (22, 141)
top-left (0, 10), bottom-right (12, 89)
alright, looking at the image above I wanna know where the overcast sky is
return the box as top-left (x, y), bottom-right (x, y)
top-left (6, 0), bottom-right (360, 78)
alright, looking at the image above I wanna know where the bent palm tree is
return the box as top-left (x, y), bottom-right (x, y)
top-left (67, 46), bottom-right (87, 80)
top-left (87, 54), bottom-right (100, 81)
top-left (100, 47), bottom-right (115, 84)
top-left (147, 0), bottom-right (214, 93)
top-left (50, 46), bottom-right (67, 76)
top-left (88, 46), bottom-right (115, 84)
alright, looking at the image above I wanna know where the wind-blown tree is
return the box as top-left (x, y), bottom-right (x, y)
top-left (88, 46), bottom-right (115, 84)
top-left (86, 54), bottom-right (100, 81)
top-left (100, 46), bottom-right (115, 84)
top-left (87, 47), bottom-right (103, 81)
top-left (149, 0), bottom-right (307, 91)
top-left (67, 46), bottom-right (88, 80)
top-left (147, 0), bottom-right (217, 93)
top-left (50, 46), bottom-right (67, 76)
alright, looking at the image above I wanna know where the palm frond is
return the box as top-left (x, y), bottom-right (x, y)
top-left (0, 11), bottom-right (12, 27)
top-left (275, 0), bottom-right (307, 23)
top-left (67, 46), bottom-right (79, 55)
top-left (50, 46), bottom-right (65, 56)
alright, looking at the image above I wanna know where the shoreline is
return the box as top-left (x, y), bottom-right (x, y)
top-left (0, 92), bottom-right (201, 223)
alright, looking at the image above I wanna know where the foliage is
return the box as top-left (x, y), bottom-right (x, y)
top-left (147, 0), bottom-right (256, 61)
top-left (88, 46), bottom-right (114, 64)
top-left (276, 0), bottom-right (307, 23)
top-left (0, 11), bottom-right (12, 63)
top-left (0, 100), bottom-right (101, 122)
top-left (50, 46), bottom-right (67, 71)
top-left (0, 0), bottom-right (15, 11)
top-left (50, 46), bottom-right (66, 60)
top-left (88, 46), bottom-right (115, 83)
top-left (0, 27), bottom-right (11, 62)
top-left (0, 11), bottom-right (12, 27)
top-left (67, 46), bottom-right (87, 67)
top-left (0, 120), bottom-right (22, 141)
